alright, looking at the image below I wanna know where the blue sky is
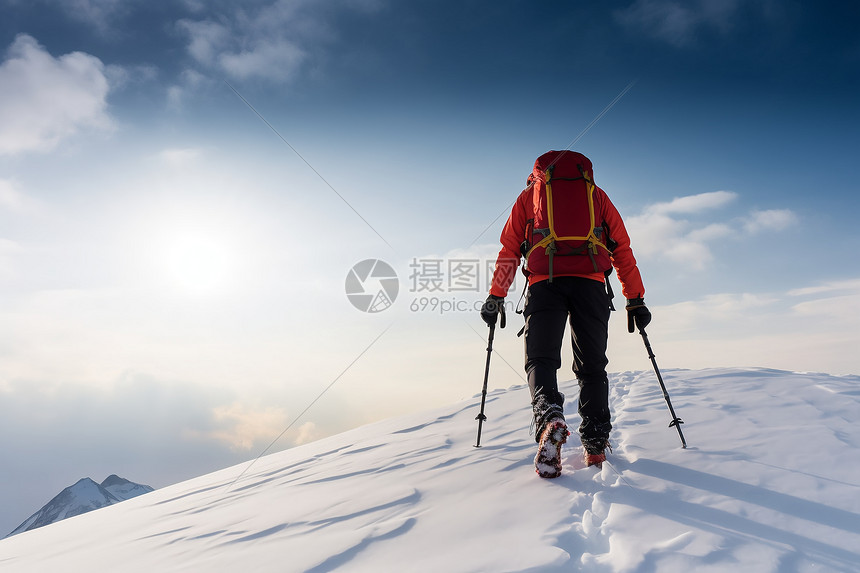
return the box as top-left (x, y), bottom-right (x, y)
top-left (0, 0), bottom-right (858, 534)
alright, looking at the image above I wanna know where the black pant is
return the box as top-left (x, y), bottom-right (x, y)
top-left (523, 277), bottom-right (612, 444)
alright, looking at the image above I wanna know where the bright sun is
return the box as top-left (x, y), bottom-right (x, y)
top-left (163, 231), bottom-right (236, 295)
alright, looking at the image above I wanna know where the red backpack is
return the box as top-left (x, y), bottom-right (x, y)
top-left (523, 150), bottom-right (614, 280)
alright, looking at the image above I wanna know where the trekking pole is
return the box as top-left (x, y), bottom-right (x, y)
top-left (474, 323), bottom-right (494, 448)
top-left (638, 328), bottom-right (687, 448)
top-left (475, 306), bottom-right (505, 447)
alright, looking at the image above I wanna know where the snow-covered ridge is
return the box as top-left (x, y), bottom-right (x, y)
top-left (0, 368), bottom-right (858, 572)
top-left (6, 475), bottom-right (153, 538)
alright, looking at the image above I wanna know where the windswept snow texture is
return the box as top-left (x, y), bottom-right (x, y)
top-left (1, 368), bottom-right (859, 572)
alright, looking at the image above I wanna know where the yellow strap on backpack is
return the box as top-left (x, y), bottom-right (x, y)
top-left (526, 168), bottom-right (608, 259)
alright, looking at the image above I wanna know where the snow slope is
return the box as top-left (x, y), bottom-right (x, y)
top-left (0, 368), bottom-right (858, 572)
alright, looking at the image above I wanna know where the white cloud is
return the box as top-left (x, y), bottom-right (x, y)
top-left (788, 279), bottom-right (860, 297)
top-left (649, 190), bottom-right (737, 215)
top-left (176, 0), bottom-right (379, 84)
top-left (103, 63), bottom-right (158, 91)
top-left (657, 292), bottom-right (778, 331)
top-left (661, 239), bottom-right (715, 268)
top-left (687, 222), bottom-right (733, 242)
top-left (206, 402), bottom-right (289, 450)
top-left (294, 421), bottom-right (320, 446)
top-left (0, 35), bottom-right (114, 155)
top-left (790, 294), bottom-right (860, 322)
top-left (743, 209), bottom-right (797, 233)
top-left (615, 0), bottom-right (742, 46)
top-left (178, 19), bottom-right (231, 67)
top-left (626, 190), bottom-right (796, 269)
top-left (177, 8), bottom-right (310, 83)
top-left (167, 69), bottom-right (208, 111)
top-left (626, 208), bottom-right (718, 268)
top-left (218, 39), bottom-right (306, 83)
top-left (787, 279), bottom-right (860, 327)
top-left (628, 192), bottom-right (738, 266)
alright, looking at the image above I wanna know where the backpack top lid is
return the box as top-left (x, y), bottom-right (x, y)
top-left (533, 150), bottom-right (593, 182)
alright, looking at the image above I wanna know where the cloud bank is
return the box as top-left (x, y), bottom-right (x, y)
top-left (640, 277), bottom-right (860, 376)
top-left (0, 371), bottom-right (316, 533)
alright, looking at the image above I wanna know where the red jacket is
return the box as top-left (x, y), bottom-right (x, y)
top-left (489, 184), bottom-right (645, 299)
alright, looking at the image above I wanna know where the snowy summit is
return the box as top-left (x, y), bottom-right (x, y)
top-left (0, 368), bottom-right (858, 572)
top-left (7, 475), bottom-right (153, 538)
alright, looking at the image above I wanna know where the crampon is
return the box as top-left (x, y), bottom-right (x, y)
top-left (534, 419), bottom-right (569, 478)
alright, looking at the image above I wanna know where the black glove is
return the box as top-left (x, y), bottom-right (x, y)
top-left (626, 297), bottom-right (651, 333)
top-left (480, 295), bottom-right (506, 328)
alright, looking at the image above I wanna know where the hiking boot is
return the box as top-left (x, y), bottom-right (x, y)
top-left (535, 418), bottom-right (569, 478)
top-left (582, 438), bottom-right (611, 469)
top-left (531, 393), bottom-right (565, 443)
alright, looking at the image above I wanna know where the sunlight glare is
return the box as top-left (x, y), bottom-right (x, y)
top-left (164, 231), bottom-right (235, 295)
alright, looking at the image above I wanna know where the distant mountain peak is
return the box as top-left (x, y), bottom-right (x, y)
top-left (100, 474), bottom-right (130, 488)
top-left (72, 477), bottom-right (99, 487)
top-left (6, 475), bottom-right (154, 538)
